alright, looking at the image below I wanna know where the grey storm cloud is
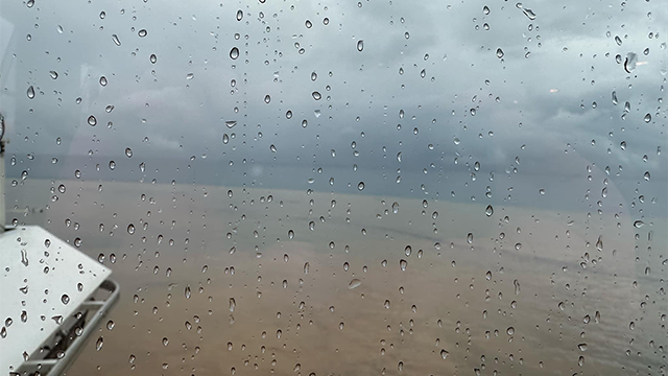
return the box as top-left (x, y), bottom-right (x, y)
top-left (1, 0), bottom-right (665, 209)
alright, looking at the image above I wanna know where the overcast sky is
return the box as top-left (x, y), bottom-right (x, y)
top-left (1, 0), bottom-right (666, 212)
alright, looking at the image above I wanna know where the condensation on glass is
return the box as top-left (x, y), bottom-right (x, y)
top-left (1, 0), bottom-right (666, 375)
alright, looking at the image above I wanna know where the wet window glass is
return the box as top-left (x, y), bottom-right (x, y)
top-left (1, 1), bottom-right (666, 375)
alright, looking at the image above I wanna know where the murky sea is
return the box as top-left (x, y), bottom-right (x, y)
top-left (6, 179), bottom-right (666, 376)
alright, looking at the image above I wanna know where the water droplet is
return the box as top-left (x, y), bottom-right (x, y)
top-left (348, 279), bottom-right (361, 289)
top-left (270, 144), bottom-right (277, 153)
top-left (225, 120), bottom-right (237, 129)
top-left (86, 115), bottom-right (97, 127)
top-left (96, 336), bottom-right (104, 351)
top-left (496, 48), bottom-right (504, 59)
top-left (392, 202), bottom-right (400, 214)
top-left (633, 220), bottom-right (644, 228)
top-left (614, 35), bottom-right (622, 46)
top-left (644, 113), bottom-right (651, 123)
top-left (162, 337), bottom-right (169, 346)
top-left (440, 349), bottom-right (449, 360)
top-left (400, 259), bottom-right (407, 271)
top-left (108, 160), bottom-right (116, 170)
top-left (138, 29), bottom-right (147, 37)
top-left (624, 52), bottom-right (637, 73)
top-left (264, 95), bottom-right (271, 104)
top-left (312, 91), bottom-right (322, 100)
top-left (111, 34), bottom-right (121, 46)
top-left (578, 343), bottom-right (588, 351)
top-left (304, 262), bottom-right (310, 274)
top-left (593, 236), bottom-right (603, 252)
top-left (149, 54), bottom-right (157, 64)
top-left (230, 47), bottom-right (240, 60)
top-left (358, 182), bottom-right (365, 190)
top-left (185, 285), bottom-right (191, 299)
top-left (106, 320), bottom-right (115, 330)
top-left (516, 3), bottom-right (537, 20)
top-left (127, 224), bottom-right (136, 235)
top-left (99, 76), bottom-right (107, 86)
top-left (125, 148), bottom-right (133, 158)
top-left (404, 245), bottom-right (412, 257)
top-left (186, 73), bottom-right (194, 80)
top-left (27, 86), bottom-right (35, 99)
top-left (356, 40), bottom-right (364, 51)
top-left (485, 205), bottom-right (494, 216)
top-left (61, 294), bottom-right (70, 305)
top-left (236, 10), bottom-right (243, 21)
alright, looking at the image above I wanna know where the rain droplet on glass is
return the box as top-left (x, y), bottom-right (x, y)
top-left (111, 34), bottom-right (121, 46)
top-left (357, 40), bottom-right (364, 51)
top-left (230, 47), bottom-right (240, 60)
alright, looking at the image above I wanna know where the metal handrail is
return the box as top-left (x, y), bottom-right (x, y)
top-left (14, 279), bottom-right (120, 376)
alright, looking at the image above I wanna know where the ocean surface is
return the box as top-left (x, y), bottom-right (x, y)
top-left (4, 178), bottom-right (666, 376)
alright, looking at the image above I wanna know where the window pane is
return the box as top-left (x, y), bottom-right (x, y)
top-left (1, 0), bottom-right (666, 375)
